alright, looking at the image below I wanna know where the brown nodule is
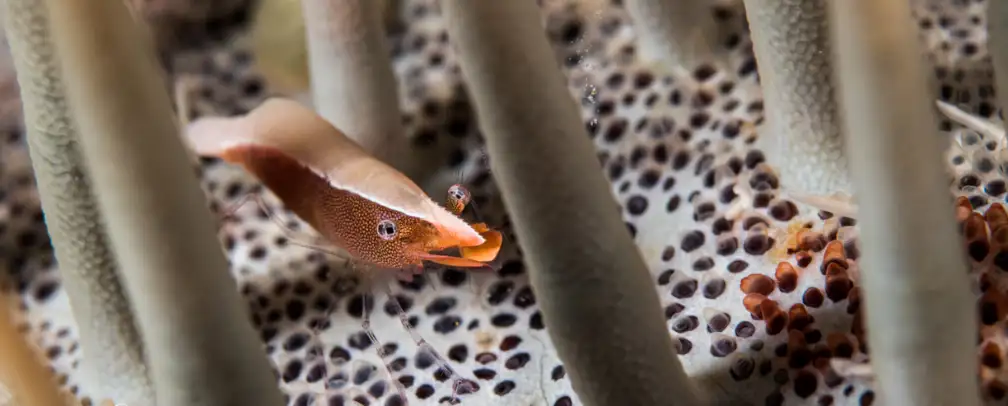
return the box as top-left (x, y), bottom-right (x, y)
top-left (820, 240), bottom-right (847, 274)
top-left (740, 274), bottom-right (776, 296)
top-left (760, 299), bottom-right (788, 335)
top-left (986, 203), bottom-right (1008, 232)
top-left (826, 332), bottom-right (856, 358)
top-left (824, 273), bottom-right (853, 302)
top-left (796, 230), bottom-right (826, 252)
top-left (775, 262), bottom-right (798, 293)
top-left (787, 303), bottom-right (812, 331)
top-left (802, 287), bottom-right (825, 308)
top-left (743, 292), bottom-right (768, 318)
top-left (956, 196), bottom-right (973, 223)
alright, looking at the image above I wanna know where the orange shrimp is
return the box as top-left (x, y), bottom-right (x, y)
top-left (185, 98), bottom-right (496, 403)
top-left (185, 98), bottom-right (503, 271)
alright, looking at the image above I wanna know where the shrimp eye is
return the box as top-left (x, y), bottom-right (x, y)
top-left (448, 184), bottom-right (470, 202)
top-left (377, 219), bottom-right (397, 240)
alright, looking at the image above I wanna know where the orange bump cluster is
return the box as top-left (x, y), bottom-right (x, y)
top-left (959, 197), bottom-right (1008, 401)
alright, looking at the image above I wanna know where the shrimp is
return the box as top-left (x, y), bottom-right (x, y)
top-left (184, 97), bottom-right (499, 403)
top-left (185, 98), bottom-right (503, 272)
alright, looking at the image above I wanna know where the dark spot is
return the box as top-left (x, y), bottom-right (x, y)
top-left (693, 257), bottom-right (715, 271)
top-left (513, 286), bottom-right (536, 308)
top-left (33, 281), bottom-right (58, 302)
top-left (658, 269), bottom-right (675, 285)
top-left (667, 195), bottom-right (682, 212)
top-left (634, 72), bottom-right (655, 89)
top-left (498, 260), bottom-right (525, 277)
top-left (707, 312), bottom-right (731, 332)
top-left (433, 316), bottom-right (463, 334)
top-left (416, 384), bottom-right (435, 399)
top-left (638, 170), bottom-right (661, 189)
top-left (987, 180), bottom-right (1007, 196)
top-left (487, 280), bottom-right (515, 305)
top-left (743, 234), bottom-right (773, 255)
top-left (677, 338), bottom-right (693, 354)
top-left (735, 321), bottom-right (755, 338)
top-left (727, 260), bottom-right (749, 273)
top-left (500, 335), bottom-right (522, 351)
top-left (447, 344), bottom-right (469, 363)
top-left (493, 380), bottom-right (516, 395)
top-left (551, 365), bottom-right (566, 380)
top-left (306, 362), bottom-right (326, 383)
top-left (710, 337), bottom-right (737, 357)
top-left (385, 394), bottom-right (405, 406)
top-left (716, 236), bottom-right (739, 255)
top-left (661, 246), bottom-right (676, 261)
top-left (769, 201), bottom-right (798, 221)
top-left (474, 368), bottom-right (497, 380)
top-left (285, 300), bottom-right (306, 321)
top-left (730, 356), bottom-right (755, 381)
top-left (505, 353), bottom-right (531, 370)
top-left (672, 279), bottom-right (698, 298)
top-left (665, 303), bottom-right (685, 319)
top-left (681, 231), bottom-right (705, 252)
top-left (960, 174), bottom-right (981, 189)
top-left (426, 297), bottom-right (458, 315)
top-left (348, 331), bottom-right (372, 350)
top-left (672, 315), bottom-right (699, 333)
top-left (672, 150), bottom-right (691, 170)
top-left (415, 348), bottom-right (436, 369)
top-left (530, 311), bottom-right (544, 329)
top-left (283, 332), bottom-right (310, 351)
top-left (694, 202), bottom-right (717, 221)
top-left (603, 119), bottom-right (628, 143)
top-left (347, 294), bottom-right (373, 319)
top-left (702, 278), bottom-right (726, 298)
top-left (689, 112), bottom-right (711, 129)
top-left (282, 359), bottom-right (303, 382)
top-left (441, 269), bottom-right (467, 286)
top-left (794, 370), bottom-right (819, 398)
top-left (626, 195), bottom-right (649, 215)
top-left (554, 396), bottom-right (573, 406)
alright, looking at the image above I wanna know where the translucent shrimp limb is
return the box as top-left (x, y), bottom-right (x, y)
top-left (989, 1), bottom-right (1008, 119)
top-left (42, 0), bottom-right (284, 405)
top-left (300, 0), bottom-right (429, 182)
top-left (935, 99), bottom-right (1006, 144)
top-left (623, 0), bottom-right (724, 71)
top-left (831, 1), bottom-right (980, 405)
top-left (441, 1), bottom-right (703, 405)
top-left (744, 0), bottom-right (851, 196)
top-left (0, 0), bottom-right (154, 403)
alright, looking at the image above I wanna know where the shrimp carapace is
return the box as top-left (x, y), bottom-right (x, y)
top-left (185, 98), bottom-right (502, 269)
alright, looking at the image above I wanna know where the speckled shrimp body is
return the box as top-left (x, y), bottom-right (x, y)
top-left (185, 98), bottom-right (503, 270)
top-left (218, 144), bottom-right (441, 269)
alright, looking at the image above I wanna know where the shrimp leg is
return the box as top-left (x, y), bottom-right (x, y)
top-left (379, 282), bottom-right (479, 402)
top-left (358, 284), bottom-right (410, 404)
top-left (219, 192), bottom-right (350, 260)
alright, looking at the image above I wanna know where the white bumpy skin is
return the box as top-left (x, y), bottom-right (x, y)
top-left (744, 0), bottom-right (851, 196)
top-left (1, 0), bottom-right (155, 403)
